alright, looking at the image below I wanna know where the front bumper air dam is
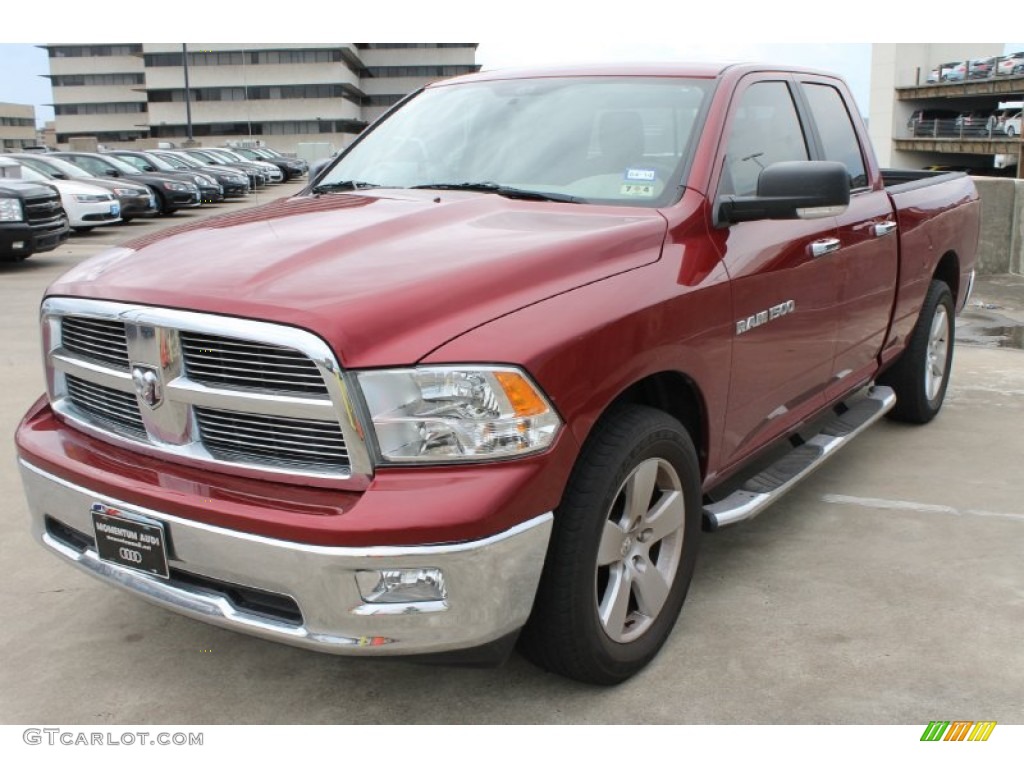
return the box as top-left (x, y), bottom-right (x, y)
top-left (19, 460), bottom-right (553, 657)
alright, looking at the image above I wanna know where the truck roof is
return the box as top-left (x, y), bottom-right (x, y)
top-left (433, 62), bottom-right (844, 87)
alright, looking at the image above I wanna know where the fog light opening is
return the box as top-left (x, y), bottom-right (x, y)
top-left (356, 568), bottom-right (447, 604)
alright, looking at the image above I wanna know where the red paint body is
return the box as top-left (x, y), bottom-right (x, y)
top-left (17, 64), bottom-right (980, 545)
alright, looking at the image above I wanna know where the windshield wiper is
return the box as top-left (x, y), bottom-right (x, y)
top-left (311, 180), bottom-right (382, 195)
top-left (409, 182), bottom-right (582, 204)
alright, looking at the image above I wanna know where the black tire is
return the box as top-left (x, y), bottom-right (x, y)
top-left (519, 404), bottom-right (702, 685)
top-left (156, 192), bottom-right (177, 216)
top-left (878, 279), bottom-right (955, 424)
top-left (72, 227), bottom-right (93, 234)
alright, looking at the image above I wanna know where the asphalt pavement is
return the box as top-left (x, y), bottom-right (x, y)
top-left (1, 186), bottom-right (1021, 724)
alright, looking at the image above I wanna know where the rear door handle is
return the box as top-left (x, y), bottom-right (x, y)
top-left (873, 221), bottom-right (898, 237)
top-left (809, 238), bottom-right (841, 258)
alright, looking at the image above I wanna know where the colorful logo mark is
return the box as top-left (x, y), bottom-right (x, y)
top-left (920, 721), bottom-right (996, 742)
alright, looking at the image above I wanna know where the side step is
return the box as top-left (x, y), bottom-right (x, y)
top-left (704, 385), bottom-right (896, 530)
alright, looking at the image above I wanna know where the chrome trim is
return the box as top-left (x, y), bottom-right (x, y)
top-left (705, 386), bottom-right (896, 528)
top-left (20, 460), bottom-right (552, 656)
top-left (809, 238), bottom-right (841, 258)
top-left (873, 220), bottom-right (898, 237)
top-left (41, 297), bottom-right (373, 489)
top-left (963, 268), bottom-right (976, 309)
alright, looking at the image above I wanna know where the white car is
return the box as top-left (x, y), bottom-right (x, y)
top-left (0, 159), bottom-right (121, 232)
top-left (205, 148), bottom-right (284, 183)
top-left (1002, 113), bottom-right (1022, 138)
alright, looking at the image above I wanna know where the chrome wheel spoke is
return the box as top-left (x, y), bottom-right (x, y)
top-left (624, 459), bottom-right (659, 525)
top-left (597, 520), bottom-right (627, 566)
top-left (632, 561), bottom-right (670, 618)
top-left (643, 490), bottom-right (685, 544)
top-left (598, 565), bottom-right (632, 640)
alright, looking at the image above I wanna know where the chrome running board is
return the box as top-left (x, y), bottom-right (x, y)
top-left (704, 385), bottom-right (896, 529)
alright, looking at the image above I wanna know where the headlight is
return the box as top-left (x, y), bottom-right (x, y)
top-left (162, 181), bottom-right (189, 191)
top-left (0, 198), bottom-right (24, 222)
top-left (113, 187), bottom-right (144, 196)
top-left (73, 193), bottom-right (111, 202)
top-left (194, 174), bottom-right (217, 186)
top-left (357, 366), bottom-right (561, 463)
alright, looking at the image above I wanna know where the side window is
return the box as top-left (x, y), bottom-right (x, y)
top-left (73, 156), bottom-right (105, 175)
top-left (721, 81), bottom-right (808, 197)
top-left (802, 83), bottom-right (868, 189)
top-left (117, 155), bottom-right (146, 171)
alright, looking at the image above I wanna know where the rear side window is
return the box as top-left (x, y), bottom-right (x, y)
top-left (802, 83), bottom-right (868, 189)
top-left (721, 81), bottom-right (808, 197)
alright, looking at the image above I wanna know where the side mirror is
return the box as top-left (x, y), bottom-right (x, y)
top-left (717, 161), bottom-right (850, 225)
top-left (105, 169), bottom-right (120, 178)
top-left (143, 164), bottom-right (156, 172)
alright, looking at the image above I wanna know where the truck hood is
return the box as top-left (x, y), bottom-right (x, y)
top-left (47, 189), bottom-right (668, 367)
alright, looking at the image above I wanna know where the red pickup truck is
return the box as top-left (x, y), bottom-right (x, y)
top-left (17, 63), bottom-right (979, 685)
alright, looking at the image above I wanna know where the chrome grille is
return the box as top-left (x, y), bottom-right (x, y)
top-left (180, 332), bottom-right (328, 396)
top-left (61, 316), bottom-right (130, 369)
top-left (65, 374), bottom-right (145, 437)
top-left (195, 407), bottom-right (348, 471)
top-left (44, 298), bottom-right (371, 486)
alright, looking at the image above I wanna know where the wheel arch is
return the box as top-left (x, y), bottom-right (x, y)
top-left (933, 250), bottom-right (960, 305)
top-left (600, 370), bottom-right (710, 480)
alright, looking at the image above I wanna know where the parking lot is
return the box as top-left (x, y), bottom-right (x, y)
top-left (1, 185), bottom-right (1022, 724)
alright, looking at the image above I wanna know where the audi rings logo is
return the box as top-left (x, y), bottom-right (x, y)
top-left (119, 547), bottom-right (143, 564)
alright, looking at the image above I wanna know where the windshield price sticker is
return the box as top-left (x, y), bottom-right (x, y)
top-left (91, 504), bottom-right (170, 579)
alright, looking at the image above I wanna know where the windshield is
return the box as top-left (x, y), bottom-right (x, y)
top-left (140, 153), bottom-right (177, 172)
top-left (155, 153), bottom-right (192, 169)
top-left (318, 76), bottom-right (711, 207)
top-left (15, 164), bottom-right (51, 183)
top-left (101, 155), bottom-right (143, 175)
top-left (186, 150), bottom-right (221, 165)
top-left (27, 156), bottom-right (94, 179)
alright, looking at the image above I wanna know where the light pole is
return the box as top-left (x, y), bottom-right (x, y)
top-left (182, 44), bottom-right (195, 146)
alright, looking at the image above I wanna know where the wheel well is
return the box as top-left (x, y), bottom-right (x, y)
top-left (611, 372), bottom-right (708, 478)
top-left (934, 251), bottom-right (960, 305)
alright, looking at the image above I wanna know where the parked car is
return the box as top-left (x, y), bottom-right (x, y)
top-left (967, 58), bottom-right (996, 80)
top-left (907, 108), bottom-right (959, 137)
top-left (928, 61), bottom-right (961, 83)
top-left (0, 179), bottom-right (68, 261)
top-left (177, 148), bottom-right (267, 189)
top-left (8, 153), bottom-right (158, 222)
top-left (104, 150), bottom-right (223, 204)
top-left (937, 61), bottom-right (962, 81)
top-left (52, 152), bottom-right (201, 215)
top-left (1003, 112), bottom-right (1022, 138)
top-left (0, 157), bottom-right (120, 233)
top-left (147, 150), bottom-right (250, 198)
top-left (16, 63), bottom-right (980, 685)
top-left (230, 147), bottom-right (307, 181)
top-left (996, 53), bottom-right (1024, 76)
top-left (205, 147), bottom-right (284, 183)
top-left (954, 111), bottom-right (994, 137)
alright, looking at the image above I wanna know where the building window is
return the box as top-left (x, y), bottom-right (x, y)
top-left (54, 102), bottom-right (148, 116)
top-left (48, 45), bottom-right (141, 58)
top-left (365, 65), bottom-right (480, 78)
top-left (51, 73), bottom-right (145, 87)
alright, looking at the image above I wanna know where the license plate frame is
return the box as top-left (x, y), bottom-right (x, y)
top-left (91, 504), bottom-right (170, 579)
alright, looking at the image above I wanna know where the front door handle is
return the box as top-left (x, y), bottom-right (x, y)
top-left (873, 221), bottom-right (898, 237)
top-left (810, 238), bottom-right (841, 258)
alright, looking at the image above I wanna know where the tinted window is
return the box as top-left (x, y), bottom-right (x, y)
top-left (803, 84), bottom-right (868, 189)
top-left (721, 81), bottom-right (808, 197)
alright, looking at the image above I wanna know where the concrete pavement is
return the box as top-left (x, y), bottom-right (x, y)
top-left (1, 191), bottom-right (1021, 723)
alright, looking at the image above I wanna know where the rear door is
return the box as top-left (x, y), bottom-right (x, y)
top-left (795, 77), bottom-right (898, 399)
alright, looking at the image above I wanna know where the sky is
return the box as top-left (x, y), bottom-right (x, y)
top-left (1, 2), bottom-right (1020, 128)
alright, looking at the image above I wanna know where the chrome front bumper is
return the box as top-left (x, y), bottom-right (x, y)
top-left (20, 460), bottom-right (552, 656)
